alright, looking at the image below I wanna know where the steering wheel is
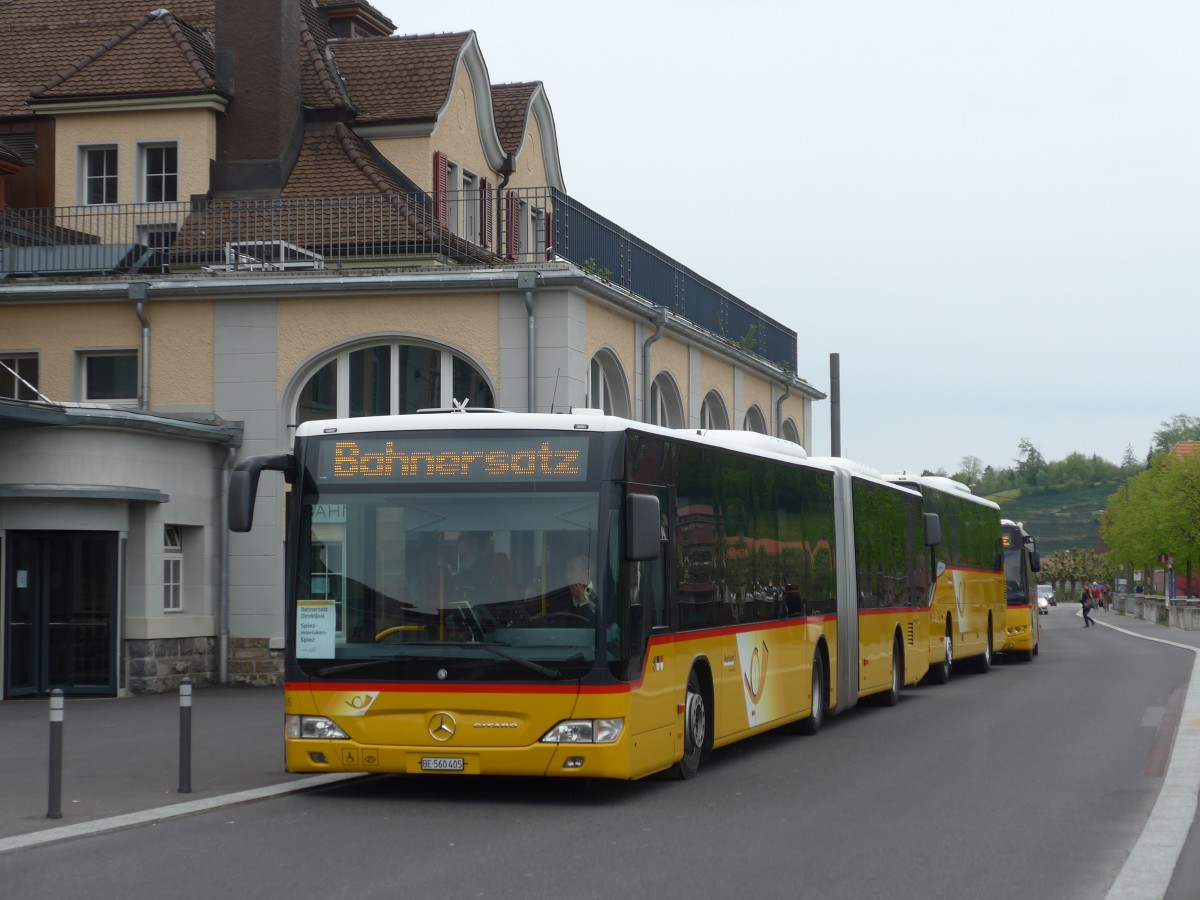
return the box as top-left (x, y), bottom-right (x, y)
top-left (375, 625), bottom-right (423, 642)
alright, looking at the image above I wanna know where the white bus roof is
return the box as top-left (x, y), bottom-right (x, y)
top-left (883, 473), bottom-right (1001, 511)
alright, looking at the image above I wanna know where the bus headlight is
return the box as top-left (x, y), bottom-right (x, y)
top-left (286, 715), bottom-right (349, 740)
top-left (541, 718), bottom-right (624, 744)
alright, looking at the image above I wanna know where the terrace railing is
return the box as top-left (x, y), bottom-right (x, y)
top-left (1, 188), bottom-right (796, 370)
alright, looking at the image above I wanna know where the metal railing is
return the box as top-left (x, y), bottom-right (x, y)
top-left (1, 188), bottom-right (797, 369)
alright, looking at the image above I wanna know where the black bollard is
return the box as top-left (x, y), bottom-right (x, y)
top-left (178, 678), bottom-right (192, 793)
top-left (47, 689), bottom-right (63, 819)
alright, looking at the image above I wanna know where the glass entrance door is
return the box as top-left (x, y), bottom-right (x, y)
top-left (5, 532), bottom-right (118, 696)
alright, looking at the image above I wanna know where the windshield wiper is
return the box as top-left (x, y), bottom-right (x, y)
top-left (315, 657), bottom-right (407, 677)
top-left (410, 641), bottom-right (563, 680)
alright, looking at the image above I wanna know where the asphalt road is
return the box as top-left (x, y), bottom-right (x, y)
top-left (1, 610), bottom-right (1194, 900)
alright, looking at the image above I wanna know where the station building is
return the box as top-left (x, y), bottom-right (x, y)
top-left (0, 0), bottom-right (823, 697)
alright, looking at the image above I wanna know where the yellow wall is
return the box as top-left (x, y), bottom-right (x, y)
top-left (0, 302), bottom-right (138, 401)
top-left (585, 301), bottom-right (636, 378)
top-left (0, 300), bottom-right (213, 405)
top-left (276, 293), bottom-right (502, 396)
top-left (699, 352), bottom-right (734, 414)
top-left (149, 302), bottom-right (214, 406)
top-left (508, 107), bottom-right (549, 190)
top-left (52, 108), bottom-right (217, 207)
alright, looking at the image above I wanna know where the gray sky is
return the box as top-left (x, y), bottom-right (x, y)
top-left (375, 0), bottom-right (1199, 476)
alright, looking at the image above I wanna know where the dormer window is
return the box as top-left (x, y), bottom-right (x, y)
top-left (82, 146), bottom-right (118, 205)
top-left (141, 143), bottom-right (178, 203)
top-left (433, 152), bottom-right (492, 248)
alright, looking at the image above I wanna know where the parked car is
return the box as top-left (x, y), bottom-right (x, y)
top-left (1036, 584), bottom-right (1054, 613)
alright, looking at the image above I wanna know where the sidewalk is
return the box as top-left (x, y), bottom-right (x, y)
top-left (0, 685), bottom-right (339, 845)
top-left (1081, 603), bottom-right (1200, 650)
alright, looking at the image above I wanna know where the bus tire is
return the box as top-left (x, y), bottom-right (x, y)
top-left (926, 620), bottom-right (952, 685)
top-left (673, 669), bottom-right (708, 780)
top-left (795, 651), bottom-right (826, 736)
top-left (881, 637), bottom-right (902, 707)
top-left (973, 634), bottom-right (993, 674)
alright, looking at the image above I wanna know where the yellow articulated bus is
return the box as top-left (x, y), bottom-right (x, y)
top-left (1000, 519), bottom-right (1041, 660)
top-left (229, 408), bottom-right (940, 780)
top-left (885, 475), bottom-right (1005, 682)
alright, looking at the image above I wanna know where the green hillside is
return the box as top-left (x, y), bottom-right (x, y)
top-left (984, 483), bottom-right (1113, 554)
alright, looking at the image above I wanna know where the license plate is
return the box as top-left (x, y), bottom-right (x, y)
top-left (420, 757), bottom-right (465, 771)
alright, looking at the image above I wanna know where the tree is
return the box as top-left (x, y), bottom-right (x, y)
top-left (1152, 414), bottom-right (1200, 456)
top-left (1015, 438), bottom-right (1046, 487)
top-left (1121, 444), bottom-right (1139, 470)
top-left (959, 455), bottom-right (983, 484)
top-left (1102, 451), bottom-right (1200, 596)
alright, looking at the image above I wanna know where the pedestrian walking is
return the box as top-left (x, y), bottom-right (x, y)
top-left (1081, 586), bottom-right (1095, 627)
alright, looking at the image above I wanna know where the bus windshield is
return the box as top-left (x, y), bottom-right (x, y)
top-left (294, 487), bottom-right (606, 676)
top-left (1002, 528), bottom-right (1028, 605)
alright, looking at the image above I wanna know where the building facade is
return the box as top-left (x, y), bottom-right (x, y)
top-left (0, 0), bottom-right (822, 697)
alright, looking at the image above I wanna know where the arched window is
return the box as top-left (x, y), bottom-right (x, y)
top-left (743, 405), bottom-right (767, 434)
top-left (781, 418), bottom-right (801, 445)
top-left (587, 349), bottom-right (630, 418)
top-left (699, 390), bottom-right (729, 430)
top-left (294, 342), bottom-right (493, 425)
top-left (649, 372), bottom-right (684, 427)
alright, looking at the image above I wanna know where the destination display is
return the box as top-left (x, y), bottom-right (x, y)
top-left (318, 434), bottom-right (589, 483)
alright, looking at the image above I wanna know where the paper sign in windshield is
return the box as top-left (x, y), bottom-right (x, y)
top-left (297, 600), bottom-right (336, 658)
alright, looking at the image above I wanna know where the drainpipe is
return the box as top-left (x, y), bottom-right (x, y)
top-left (775, 378), bottom-right (792, 438)
top-left (517, 271), bottom-right (538, 411)
top-left (641, 306), bottom-right (668, 422)
top-left (218, 444), bottom-right (238, 685)
top-left (130, 283), bottom-right (150, 411)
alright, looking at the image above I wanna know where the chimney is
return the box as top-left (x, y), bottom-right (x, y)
top-left (211, 0), bottom-right (303, 195)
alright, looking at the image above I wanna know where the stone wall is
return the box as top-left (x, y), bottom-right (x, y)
top-left (228, 637), bottom-right (285, 687)
top-left (126, 637), bottom-right (218, 694)
top-left (125, 636), bottom-right (284, 693)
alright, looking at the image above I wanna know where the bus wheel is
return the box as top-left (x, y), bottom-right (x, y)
top-left (974, 636), bottom-right (993, 674)
top-left (927, 624), bottom-right (952, 685)
top-left (673, 669), bottom-right (708, 779)
top-left (796, 652), bottom-right (826, 735)
top-left (881, 638), bottom-right (902, 707)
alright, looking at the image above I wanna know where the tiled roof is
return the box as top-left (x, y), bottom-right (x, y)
top-left (32, 11), bottom-right (218, 102)
top-left (491, 82), bottom-right (539, 155)
top-left (1170, 441), bottom-right (1200, 459)
top-left (284, 123), bottom-right (415, 198)
top-left (174, 123), bottom-right (496, 265)
top-left (330, 32), bottom-right (471, 124)
top-left (300, 1), bottom-right (353, 113)
top-left (0, 0), bottom-right (216, 116)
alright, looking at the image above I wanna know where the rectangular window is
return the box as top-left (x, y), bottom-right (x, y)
top-left (446, 160), bottom-right (461, 236)
top-left (83, 146), bottom-right (118, 205)
top-left (142, 144), bottom-right (178, 202)
top-left (532, 206), bottom-right (547, 259)
top-left (164, 525), bottom-right (183, 612)
top-left (81, 350), bottom-right (138, 402)
top-left (461, 171), bottom-right (479, 244)
top-left (137, 225), bottom-right (177, 252)
top-left (0, 353), bottom-right (39, 401)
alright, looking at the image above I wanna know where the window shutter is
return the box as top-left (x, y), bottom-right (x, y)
top-left (505, 191), bottom-right (519, 260)
top-left (480, 177), bottom-right (493, 247)
top-left (433, 151), bottom-right (449, 226)
top-left (544, 210), bottom-right (553, 261)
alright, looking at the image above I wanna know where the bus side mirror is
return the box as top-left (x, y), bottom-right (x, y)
top-left (1030, 550), bottom-right (1041, 573)
top-left (228, 453), bottom-right (294, 532)
top-left (625, 492), bottom-right (661, 561)
top-left (923, 512), bottom-right (942, 548)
